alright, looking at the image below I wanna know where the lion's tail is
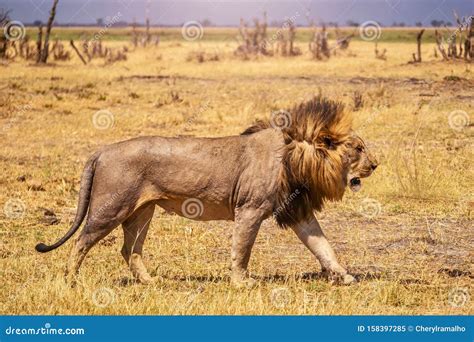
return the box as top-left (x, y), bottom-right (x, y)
top-left (35, 152), bottom-right (100, 253)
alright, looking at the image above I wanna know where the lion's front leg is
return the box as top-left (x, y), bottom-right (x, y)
top-left (230, 208), bottom-right (264, 288)
top-left (291, 215), bottom-right (356, 285)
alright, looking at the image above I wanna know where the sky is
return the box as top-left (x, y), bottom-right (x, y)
top-left (1, 0), bottom-right (473, 26)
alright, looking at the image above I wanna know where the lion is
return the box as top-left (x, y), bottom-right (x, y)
top-left (35, 96), bottom-right (378, 286)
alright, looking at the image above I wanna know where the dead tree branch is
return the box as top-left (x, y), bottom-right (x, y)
top-left (70, 40), bottom-right (87, 65)
top-left (39, 0), bottom-right (59, 63)
top-left (36, 25), bottom-right (43, 63)
top-left (375, 41), bottom-right (387, 60)
top-left (411, 29), bottom-right (424, 63)
top-left (434, 30), bottom-right (449, 61)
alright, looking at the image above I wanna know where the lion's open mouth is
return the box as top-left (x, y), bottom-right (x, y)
top-left (349, 177), bottom-right (361, 192)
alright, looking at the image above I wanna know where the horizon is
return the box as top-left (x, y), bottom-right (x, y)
top-left (1, 0), bottom-right (472, 27)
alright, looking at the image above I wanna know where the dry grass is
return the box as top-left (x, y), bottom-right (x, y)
top-left (0, 30), bottom-right (473, 315)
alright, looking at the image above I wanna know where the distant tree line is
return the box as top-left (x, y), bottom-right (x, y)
top-left (20, 19), bottom-right (458, 28)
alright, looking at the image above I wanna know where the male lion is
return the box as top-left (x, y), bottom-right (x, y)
top-left (36, 96), bottom-right (378, 286)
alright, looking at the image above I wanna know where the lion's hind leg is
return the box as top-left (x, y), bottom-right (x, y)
top-left (230, 207), bottom-right (265, 288)
top-left (65, 189), bottom-right (142, 286)
top-left (66, 219), bottom-right (119, 286)
top-left (121, 203), bottom-right (155, 285)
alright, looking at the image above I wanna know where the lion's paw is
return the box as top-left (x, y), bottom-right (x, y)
top-left (231, 276), bottom-right (257, 289)
top-left (138, 274), bottom-right (155, 285)
top-left (341, 274), bottom-right (357, 285)
top-left (322, 269), bottom-right (357, 285)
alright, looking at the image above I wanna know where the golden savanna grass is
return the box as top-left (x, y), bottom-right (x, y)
top-left (0, 28), bottom-right (472, 315)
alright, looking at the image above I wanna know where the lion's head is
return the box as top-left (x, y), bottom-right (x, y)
top-left (345, 134), bottom-right (378, 192)
top-left (242, 96), bottom-right (378, 227)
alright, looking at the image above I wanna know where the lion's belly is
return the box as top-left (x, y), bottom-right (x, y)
top-left (156, 198), bottom-right (234, 221)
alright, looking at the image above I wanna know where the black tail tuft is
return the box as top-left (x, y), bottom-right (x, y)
top-left (35, 243), bottom-right (53, 253)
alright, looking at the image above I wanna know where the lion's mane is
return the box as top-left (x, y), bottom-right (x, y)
top-left (242, 96), bottom-right (352, 227)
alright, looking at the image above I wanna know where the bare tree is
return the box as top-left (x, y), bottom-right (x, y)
top-left (411, 29), bottom-right (424, 63)
top-left (462, 14), bottom-right (473, 60)
top-left (39, 0), bottom-right (59, 63)
top-left (434, 12), bottom-right (472, 62)
top-left (375, 41), bottom-right (387, 60)
top-left (131, 18), bottom-right (138, 48)
top-left (468, 16), bottom-right (474, 59)
top-left (0, 8), bottom-right (10, 25)
top-left (36, 25), bottom-right (43, 63)
top-left (334, 25), bottom-right (354, 50)
top-left (452, 10), bottom-right (465, 58)
top-left (145, 0), bottom-right (151, 46)
top-left (434, 29), bottom-right (449, 60)
top-left (235, 13), bottom-right (270, 58)
top-left (447, 30), bottom-right (458, 58)
top-left (309, 25), bottom-right (329, 59)
top-left (0, 9), bottom-right (11, 59)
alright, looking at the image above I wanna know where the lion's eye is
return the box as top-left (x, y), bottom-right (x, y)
top-left (356, 146), bottom-right (364, 152)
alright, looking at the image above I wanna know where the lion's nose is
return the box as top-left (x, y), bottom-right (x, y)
top-left (371, 164), bottom-right (378, 171)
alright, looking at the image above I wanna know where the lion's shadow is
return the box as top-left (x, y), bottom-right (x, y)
top-left (116, 270), bottom-right (426, 287)
top-left (260, 272), bottom-right (384, 283)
